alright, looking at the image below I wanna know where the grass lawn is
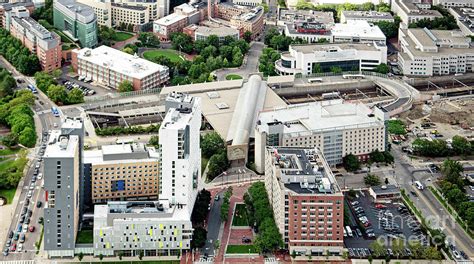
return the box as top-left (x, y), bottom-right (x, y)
top-left (143, 49), bottom-right (184, 63)
top-left (71, 261), bottom-right (179, 264)
top-left (76, 229), bottom-right (93, 244)
top-left (0, 159), bottom-right (14, 172)
top-left (112, 32), bottom-right (134, 42)
top-left (0, 188), bottom-right (16, 204)
top-left (0, 147), bottom-right (20, 156)
top-left (232, 203), bottom-right (249, 226)
top-left (226, 244), bottom-right (257, 254)
top-left (201, 156), bottom-right (209, 176)
top-left (225, 74), bottom-right (243, 80)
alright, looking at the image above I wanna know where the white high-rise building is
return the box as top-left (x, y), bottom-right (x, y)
top-left (159, 92), bottom-right (201, 216)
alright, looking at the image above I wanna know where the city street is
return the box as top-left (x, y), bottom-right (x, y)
top-left (0, 56), bottom-right (57, 261)
top-left (202, 190), bottom-right (224, 258)
top-left (391, 144), bottom-right (474, 257)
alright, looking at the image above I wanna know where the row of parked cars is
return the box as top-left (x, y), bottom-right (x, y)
top-left (64, 81), bottom-right (95, 96)
top-left (350, 201), bottom-right (375, 238)
top-left (3, 133), bottom-right (48, 256)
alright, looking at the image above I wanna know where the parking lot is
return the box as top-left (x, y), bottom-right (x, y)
top-left (344, 191), bottom-right (428, 259)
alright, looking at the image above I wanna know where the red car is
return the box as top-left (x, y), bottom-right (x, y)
top-left (375, 204), bottom-right (387, 209)
top-left (29, 226), bottom-right (35, 232)
top-left (10, 244), bottom-right (16, 252)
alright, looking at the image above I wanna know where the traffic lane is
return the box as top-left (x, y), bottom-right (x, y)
top-left (415, 187), bottom-right (474, 257)
top-left (203, 190), bottom-right (225, 257)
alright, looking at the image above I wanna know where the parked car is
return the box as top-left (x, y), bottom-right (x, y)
top-left (36, 201), bottom-right (42, 208)
top-left (375, 204), bottom-right (387, 209)
top-left (29, 226), bottom-right (35, 232)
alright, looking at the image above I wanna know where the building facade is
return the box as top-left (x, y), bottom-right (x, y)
top-left (433, 0), bottom-right (473, 8)
top-left (0, 1), bottom-right (35, 30)
top-left (398, 27), bottom-right (474, 76)
top-left (278, 9), bottom-right (334, 43)
top-left (215, 4), bottom-right (264, 40)
top-left (9, 8), bottom-right (62, 71)
top-left (53, 0), bottom-right (98, 48)
top-left (43, 131), bottom-right (80, 257)
top-left (264, 147), bottom-right (344, 256)
top-left (255, 99), bottom-right (386, 172)
top-left (111, 3), bottom-right (148, 30)
top-left (233, 0), bottom-right (262, 7)
top-left (275, 42), bottom-right (387, 76)
top-left (84, 143), bottom-right (160, 204)
top-left (340, 11), bottom-right (394, 23)
top-left (153, 3), bottom-right (202, 40)
top-left (159, 92), bottom-right (201, 216)
top-left (71, 45), bottom-right (169, 90)
top-left (93, 201), bottom-right (193, 257)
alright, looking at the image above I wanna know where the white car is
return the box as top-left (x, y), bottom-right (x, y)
top-left (37, 173), bottom-right (43, 180)
top-left (453, 250), bottom-right (461, 259)
top-left (27, 190), bottom-right (32, 198)
top-left (22, 224), bottom-right (28, 233)
top-left (17, 243), bottom-right (23, 252)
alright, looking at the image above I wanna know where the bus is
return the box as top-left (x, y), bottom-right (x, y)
top-left (51, 107), bottom-right (60, 117)
top-left (342, 74), bottom-right (365, 80)
top-left (308, 78), bottom-right (323, 83)
top-left (27, 84), bottom-right (38, 93)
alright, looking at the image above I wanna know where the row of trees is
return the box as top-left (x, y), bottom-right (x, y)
top-left (220, 187), bottom-right (233, 222)
top-left (438, 159), bottom-right (474, 229)
top-left (96, 124), bottom-right (160, 136)
top-left (0, 29), bottom-right (41, 76)
top-left (0, 151), bottom-right (28, 191)
top-left (387, 119), bottom-right (407, 135)
top-left (0, 89), bottom-right (37, 148)
top-left (244, 182), bottom-right (283, 253)
top-left (200, 132), bottom-right (229, 181)
top-left (0, 69), bottom-right (16, 98)
top-left (190, 189), bottom-right (211, 249)
top-left (409, 6), bottom-right (458, 30)
top-left (34, 72), bottom-right (84, 105)
top-left (412, 135), bottom-right (473, 157)
top-left (258, 48), bottom-right (281, 77)
top-left (264, 28), bottom-right (308, 51)
top-left (374, 16), bottom-right (402, 39)
top-left (369, 240), bottom-right (441, 260)
top-left (343, 150), bottom-right (394, 172)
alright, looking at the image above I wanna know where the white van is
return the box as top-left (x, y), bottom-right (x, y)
top-left (414, 181), bottom-right (424, 190)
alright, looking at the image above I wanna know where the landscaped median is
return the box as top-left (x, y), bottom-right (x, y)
top-left (143, 49), bottom-right (185, 63)
top-left (428, 185), bottom-right (474, 239)
top-left (226, 244), bottom-right (257, 254)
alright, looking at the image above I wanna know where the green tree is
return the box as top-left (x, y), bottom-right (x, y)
top-left (313, 63), bottom-right (322, 73)
top-left (369, 240), bottom-right (386, 257)
top-left (375, 63), bottom-right (390, 74)
top-left (452, 135), bottom-right (472, 156)
top-left (138, 32), bottom-right (160, 47)
top-left (118, 251), bottom-right (123, 260)
top-left (18, 127), bottom-right (36, 147)
top-left (148, 135), bottom-right (159, 147)
top-left (369, 149), bottom-right (385, 163)
top-left (201, 132), bottom-right (225, 159)
top-left (1, 133), bottom-right (18, 147)
top-left (441, 159), bottom-right (464, 187)
top-left (220, 200), bottom-right (229, 221)
top-left (243, 31), bottom-right (252, 43)
top-left (117, 80), bottom-right (133, 93)
top-left (47, 84), bottom-right (68, 104)
top-left (191, 227), bottom-right (207, 249)
top-left (170, 32), bottom-right (194, 54)
top-left (52, 69), bottom-right (62, 79)
top-left (98, 254), bottom-right (104, 261)
top-left (391, 238), bottom-right (404, 258)
top-left (291, 250), bottom-right (297, 263)
top-left (207, 34), bottom-right (220, 48)
top-left (364, 174), bottom-right (381, 186)
top-left (343, 154), bottom-right (360, 172)
top-left (122, 47), bottom-right (134, 54)
top-left (330, 66), bottom-right (342, 74)
top-left (78, 252), bottom-right (84, 261)
top-left (67, 88), bottom-right (84, 104)
top-left (422, 246), bottom-right (442, 260)
top-left (138, 250), bottom-right (143, 260)
top-left (254, 218), bottom-right (283, 253)
top-left (207, 152), bottom-right (229, 180)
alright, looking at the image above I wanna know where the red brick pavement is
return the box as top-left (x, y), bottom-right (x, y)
top-left (228, 228), bottom-right (254, 245)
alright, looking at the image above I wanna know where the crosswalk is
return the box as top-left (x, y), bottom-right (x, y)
top-left (0, 260), bottom-right (36, 264)
top-left (264, 257), bottom-right (278, 263)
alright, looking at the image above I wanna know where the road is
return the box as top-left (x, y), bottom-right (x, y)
top-left (215, 42), bottom-right (264, 81)
top-left (202, 190), bottom-right (224, 258)
top-left (391, 144), bottom-right (474, 258)
top-left (0, 56), bottom-right (58, 261)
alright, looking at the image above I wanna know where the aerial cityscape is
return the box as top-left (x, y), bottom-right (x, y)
top-left (0, 0), bottom-right (473, 262)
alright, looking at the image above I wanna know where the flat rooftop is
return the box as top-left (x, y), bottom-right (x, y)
top-left (84, 143), bottom-right (159, 165)
top-left (44, 132), bottom-right (79, 158)
top-left (257, 99), bottom-right (384, 135)
top-left (370, 185), bottom-right (400, 195)
top-left (74, 45), bottom-right (168, 79)
top-left (154, 13), bottom-right (186, 26)
top-left (160, 79), bottom-right (287, 140)
top-left (269, 147), bottom-right (342, 194)
top-left (56, 0), bottom-right (95, 20)
top-left (342, 10), bottom-right (393, 20)
top-left (332, 20), bottom-right (386, 40)
top-left (402, 28), bottom-right (473, 56)
top-left (195, 26), bottom-right (239, 37)
top-left (290, 42), bottom-right (385, 53)
top-left (279, 9), bottom-right (335, 24)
